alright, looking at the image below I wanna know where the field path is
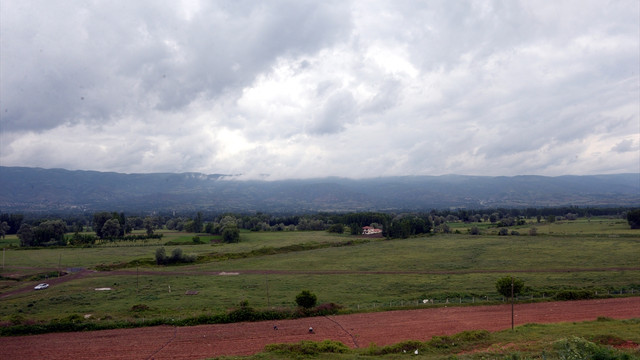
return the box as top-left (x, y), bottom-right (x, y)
top-left (1, 297), bottom-right (639, 359)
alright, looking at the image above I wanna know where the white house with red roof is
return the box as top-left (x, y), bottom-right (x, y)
top-left (362, 226), bottom-right (382, 235)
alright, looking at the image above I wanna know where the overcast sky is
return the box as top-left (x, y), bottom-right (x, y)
top-left (1, 1), bottom-right (638, 179)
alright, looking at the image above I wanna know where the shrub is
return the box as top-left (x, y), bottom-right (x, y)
top-left (469, 226), bottom-right (480, 235)
top-left (265, 340), bottom-right (349, 355)
top-left (154, 247), bottom-right (196, 265)
top-left (312, 302), bottom-right (342, 316)
top-left (498, 228), bottom-right (509, 236)
top-left (553, 336), bottom-right (623, 360)
top-left (368, 340), bottom-right (424, 355)
top-left (555, 290), bottom-right (595, 301)
top-left (130, 304), bottom-right (149, 312)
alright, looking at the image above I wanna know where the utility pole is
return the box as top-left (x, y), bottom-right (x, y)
top-left (265, 275), bottom-right (270, 307)
top-left (511, 276), bottom-right (515, 330)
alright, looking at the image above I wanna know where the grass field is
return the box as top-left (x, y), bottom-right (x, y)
top-left (0, 217), bottom-right (639, 328)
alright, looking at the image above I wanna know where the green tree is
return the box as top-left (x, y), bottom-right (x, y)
top-left (33, 220), bottom-right (67, 245)
top-left (155, 247), bottom-right (167, 265)
top-left (222, 225), bottom-right (240, 243)
top-left (327, 223), bottom-right (345, 233)
top-left (496, 276), bottom-right (524, 299)
top-left (143, 217), bottom-right (155, 236)
top-left (295, 290), bottom-right (317, 309)
top-left (101, 219), bottom-right (121, 239)
top-left (0, 221), bottom-right (9, 239)
top-left (626, 209), bottom-right (640, 229)
top-left (93, 212), bottom-right (112, 238)
top-left (193, 212), bottom-right (203, 233)
top-left (349, 223), bottom-right (361, 235)
top-left (17, 223), bottom-right (34, 247)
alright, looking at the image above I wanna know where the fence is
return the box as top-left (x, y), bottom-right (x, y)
top-left (347, 287), bottom-right (640, 311)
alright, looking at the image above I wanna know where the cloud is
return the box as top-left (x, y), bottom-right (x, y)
top-left (1, 0), bottom-right (638, 179)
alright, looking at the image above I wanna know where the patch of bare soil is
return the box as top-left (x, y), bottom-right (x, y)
top-left (1, 297), bottom-right (639, 359)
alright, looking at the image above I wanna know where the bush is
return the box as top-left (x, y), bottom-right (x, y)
top-left (498, 228), bottom-right (509, 236)
top-left (553, 336), bottom-right (624, 360)
top-left (265, 340), bottom-right (349, 355)
top-left (469, 226), bottom-right (480, 235)
top-left (555, 290), bottom-right (596, 301)
top-left (130, 304), bottom-right (149, 312)
top-left (155, 247), bottom-right (196, 265)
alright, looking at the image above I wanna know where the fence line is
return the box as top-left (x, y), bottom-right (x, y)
top-left (349, 287), bottom-right (640, 311)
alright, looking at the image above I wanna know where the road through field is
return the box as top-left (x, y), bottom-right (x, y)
top-left (1, 297), bottom-right (639, 359)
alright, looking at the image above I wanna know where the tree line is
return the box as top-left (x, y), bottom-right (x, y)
top-left (3, 206), bottom-right (637, 247)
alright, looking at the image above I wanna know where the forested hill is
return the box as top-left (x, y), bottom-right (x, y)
top-left (0, 166), bottom-right (638, 213)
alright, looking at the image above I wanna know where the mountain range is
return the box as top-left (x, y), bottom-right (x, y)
top-left (0, 166), bottom-right (638, 214)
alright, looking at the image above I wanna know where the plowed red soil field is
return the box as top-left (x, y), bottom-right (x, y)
top-left (2, 297), bottom-right (639, 359)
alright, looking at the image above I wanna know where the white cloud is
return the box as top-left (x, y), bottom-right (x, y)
top-left (1, 0), bottom-right (638, 179)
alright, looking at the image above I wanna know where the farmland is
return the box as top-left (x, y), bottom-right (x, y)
top-left (0, 217), bottom-right (638, 328)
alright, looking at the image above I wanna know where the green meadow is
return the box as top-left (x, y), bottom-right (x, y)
top-left (0, 217), bottom-right (638, 328)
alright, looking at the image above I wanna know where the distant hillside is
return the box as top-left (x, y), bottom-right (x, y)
top-left (0, 166), bottom-right (638, 213)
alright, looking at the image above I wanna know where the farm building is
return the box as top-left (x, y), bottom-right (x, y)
top-left (362, 226), bottom-right (382, 235)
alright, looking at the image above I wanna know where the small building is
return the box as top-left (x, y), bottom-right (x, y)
top-left (362, 226), bottom-right (382, 235)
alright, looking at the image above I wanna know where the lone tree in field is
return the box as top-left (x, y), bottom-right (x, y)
top-left (295, 290), bottom-right (318, 309)
top-left (496, 276), bottom-right (524, 299)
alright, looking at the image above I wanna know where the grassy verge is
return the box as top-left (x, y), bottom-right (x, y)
top-left (243, 318), bottom-right (640, 359)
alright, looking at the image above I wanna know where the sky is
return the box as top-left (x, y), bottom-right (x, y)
top-left (1, 0), bottom-right (638, 180)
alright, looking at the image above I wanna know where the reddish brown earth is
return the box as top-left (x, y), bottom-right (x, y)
top-left (2, 297), bottom-right (639, 360)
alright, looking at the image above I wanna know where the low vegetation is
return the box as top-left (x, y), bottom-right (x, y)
top-left (258, 319), bottom-right (640, 359)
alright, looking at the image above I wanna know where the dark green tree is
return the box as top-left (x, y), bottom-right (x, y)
top-left (155, 247), bottom-right (167, 265)
top-left (143, 217), bottom-right (155, 236)
top-left (295, 290), bottom-right (317, 309)
top-left (327, 223), bottom-right (345, 233)
top-left (349, 223), bottom-right (361, 235)
top-left (0, 221), bottom-right (9, 239)
top-left (33, 220), bottom-right (67, 245)
top-left (17, 223), bottom-right (34, 247)
top-left (93, 212), bottom-right (112, 238)
top-left (101, 219), bottom-right (121, 239)
top-left (627, 209), bottom-right (640, 229)
top-left (496, 276), bottom-right (524, 299)
top-left (222, 225), bottom-right (240, 243)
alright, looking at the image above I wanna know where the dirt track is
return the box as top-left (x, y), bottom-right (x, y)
top-left (2, 297), bottom-right (639, 359)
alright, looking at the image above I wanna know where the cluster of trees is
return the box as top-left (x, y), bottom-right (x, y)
top-left (16, 220), bottom-right (67, 247)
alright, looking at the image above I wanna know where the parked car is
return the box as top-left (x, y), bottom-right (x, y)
top-left (34, 283), bottom-right (49, 290)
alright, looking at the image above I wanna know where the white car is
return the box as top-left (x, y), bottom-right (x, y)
top-left (34, 283), bottom-right (49, 290)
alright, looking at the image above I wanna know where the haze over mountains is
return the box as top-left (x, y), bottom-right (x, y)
top-left (0, 167), bottom-right (638, 214)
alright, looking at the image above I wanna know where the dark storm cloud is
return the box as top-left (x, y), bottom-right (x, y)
top-left (0, 0), bottom-right (351, 132)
